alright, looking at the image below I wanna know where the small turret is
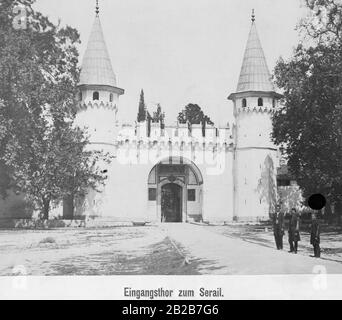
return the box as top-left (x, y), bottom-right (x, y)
top-left (229, 11), bottom-right (281, 222)
top-left (76, 1), bottom-right (124, 145)
top-left (228, 10), bottom-right (282, 149)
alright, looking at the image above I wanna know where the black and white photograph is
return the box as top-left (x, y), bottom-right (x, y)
top-left (0, 0), bottom-right (342, 301)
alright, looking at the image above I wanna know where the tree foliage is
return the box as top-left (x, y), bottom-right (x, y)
top-left (272, 0), bottom-right (342, 209)
top-left (0, 0), bottom-right (107, 218)
top-left (177, 104), bottom-right (214, 125)
top-left (257, 155), bottom-right (277, 216)
top-left (301, 0), bottom-right (342, 43)
top-left (151, 104), bottom-right (165, 124)
top-left (137, 89), bottom-right (146, 122)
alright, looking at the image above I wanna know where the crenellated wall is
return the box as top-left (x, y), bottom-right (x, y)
top-left (116, 121), bottom-right (233, 146)
top-left (69, 119), bottom-right (236, 223)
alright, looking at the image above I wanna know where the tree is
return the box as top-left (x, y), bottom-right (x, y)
top-left (145, 102), bottom-right (166, 136)
top-left (177, 104), bottom-right (214, 126)
top-left (52, 125), bottom-right (109, 220)
top-left (137, 89), bottom-right (147, 122)
top-left (152, 104), bottom-right (162, 122)
top-left (177, 104), bottom-right (214, 137)
top-left (272, 0), bottom-right (342, 222)
top-left (257, 155), bottom-right (277, 217)
top-left (0, 0), bottom-right (107, 219)
top-left (178, 110), bottom-right (187, 125)
top-left (301, 0), bottom-right (342, 43)
top-left (151, 104), bottom-right (165, 129)
top-left (5, 119), bottom-right (108, 219)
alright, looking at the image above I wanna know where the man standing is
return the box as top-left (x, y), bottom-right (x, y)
top-left (310, 212), bottom-right (321, 258)
top-left (288, 208), bottom-right (301, 254)
top-left (273, 204), bottom-right (285, 250)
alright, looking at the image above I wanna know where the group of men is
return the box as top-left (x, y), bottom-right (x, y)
top-left (272, 205), bottom-right (321, 258)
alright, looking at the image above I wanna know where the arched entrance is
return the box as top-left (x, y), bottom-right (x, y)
top-left (147, 157), bottom-right (204, 223)
top-left (161, 183), bottom-right (182, 222)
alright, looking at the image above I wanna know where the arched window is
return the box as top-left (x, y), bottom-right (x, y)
top-left (242, 98), bottom-right (247, 108)
top-left (258, 98), bottom-right (263, 106)
top-left (93, 91), bottom-right (99, 101)
top-left (109, 93), bottom-right (113, 102)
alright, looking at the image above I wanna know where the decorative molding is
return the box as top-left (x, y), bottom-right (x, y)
top-left (78, 84), bottom-right (125, 96)
top-left (77, 101), bottom-right (118, 112)
top-left (237, 105), bottom-right (275, 114)
top-left (228, 90), bottom-right (283, 100)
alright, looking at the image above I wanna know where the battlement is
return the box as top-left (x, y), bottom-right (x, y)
top-left (116, 121), bottom-right (234, 147)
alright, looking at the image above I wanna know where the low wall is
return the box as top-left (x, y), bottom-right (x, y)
top-left (0, 219), bottom-right (86, 229)
top-left (0, 218), bottom-right (144, 229)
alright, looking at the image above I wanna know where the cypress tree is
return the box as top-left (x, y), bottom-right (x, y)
top-left (137, 89), bottom-right (146, 122)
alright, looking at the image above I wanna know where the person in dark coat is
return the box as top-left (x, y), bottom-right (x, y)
top-left (272, 204), bottom-right (285, 250)
top-left (310, 212), bottom-right (321, 258)
top-left (288, 208), bottom-right (301, 253)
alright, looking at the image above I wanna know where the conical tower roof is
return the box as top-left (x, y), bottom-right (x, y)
top-left (79, 14), bottom-right (117, 87)
top-left (236, 15), bottom-right (274, 92)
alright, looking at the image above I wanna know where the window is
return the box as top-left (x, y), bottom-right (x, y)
top-left (109, 93), bottom-right (113, 102)
top-left (78, 92), bottom-right (82, 101)
top-left (258, 98), bottom-right (263, 106)
top-left (148, 188), bottom-right (157, 201)
top-left (272, 99), bottom-right (276, 108)
top-left (93, 91), bottom-right (99, 101)
top-left (188, 189), bottom-right (196, 201)
top-left (242, 98), bottom-right (247, 108)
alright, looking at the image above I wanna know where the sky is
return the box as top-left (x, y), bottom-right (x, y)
top-left (33, 0), bottom-right (308, 126)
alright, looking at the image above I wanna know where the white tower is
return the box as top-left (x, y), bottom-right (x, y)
top-left (70, 2), bottom-right (125, 218)
top-left (229, 11), bottom-right (282, 222)
top-left (76, 2), bottom-right (124, 145)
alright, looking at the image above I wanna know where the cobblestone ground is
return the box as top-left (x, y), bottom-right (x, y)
top-left (163, 224), bottom-right (342, 274)
top-left (0, 227), bottom-right (198, 276)
top-left (208, 224), bottom-right (342, 264)
top-left (0, 224), bottom-right (341, 275)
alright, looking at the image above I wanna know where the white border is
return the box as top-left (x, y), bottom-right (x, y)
top-left (1, 275), bottom-right (342, 300)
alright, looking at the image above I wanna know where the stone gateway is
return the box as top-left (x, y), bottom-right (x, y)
top-left (58, 8), bottom-right (286, 224)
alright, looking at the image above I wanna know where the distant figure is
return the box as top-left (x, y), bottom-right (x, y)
top-left (288, 208), bottom-right (301, 254)
top-left (272, 204), bottom-right (285, 250)
top-left (310, 212), bottom-right (321, 258)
